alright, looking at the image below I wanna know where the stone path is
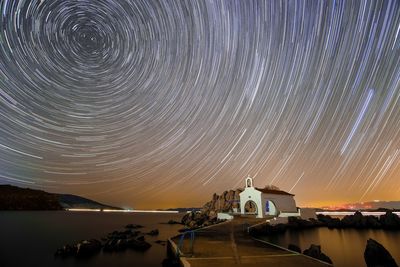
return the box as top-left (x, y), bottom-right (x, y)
top-left (169, 216), bottom-right (332, 267)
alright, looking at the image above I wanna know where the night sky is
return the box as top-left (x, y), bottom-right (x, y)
top-left (1, 0), bottom-right (400, 209)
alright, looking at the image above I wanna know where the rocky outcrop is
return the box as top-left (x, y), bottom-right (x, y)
top-left (380, 211), bottom-right (400, 229)
top-left (202, 189), bottom-right (242, 215)
top-left (103, 229), bottom-right (151, 252)
top-left (55, 239), bottom-right (102, 258)
top-left (181, 189), bottom-right (242, 229)
top-left (316, 211), bottom-right (400, 230)
top-left (364, 238), bottom-right (398, 267)
top-left (303, 244), bottom-right (333, 264)
top-left (341, 211), bottom-right (381, 228)
top-left (55, 224), bottom-right (152, 258)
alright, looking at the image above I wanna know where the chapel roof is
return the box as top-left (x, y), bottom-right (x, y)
top-left (255, 188), bottom-right (294, 196)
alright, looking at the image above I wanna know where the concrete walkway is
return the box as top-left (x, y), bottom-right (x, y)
top-left (169, 217), bottom-right (332, 267)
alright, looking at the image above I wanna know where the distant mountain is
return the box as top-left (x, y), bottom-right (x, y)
top-left (56, 194), bottom-right (121, 210)
top-left (319, 201), bottom-right (400, 211)
top-left (0, 184), bottom-right (121, 210)
top-left (0, 185), bottom-right (63, 210)
top-left (160, 207), bottom-right (201, 212)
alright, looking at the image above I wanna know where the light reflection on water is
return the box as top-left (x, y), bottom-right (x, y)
top-left (262, 227), bottom-right (400, 267)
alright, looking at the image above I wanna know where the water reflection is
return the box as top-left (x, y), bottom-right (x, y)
top-left (263, 228), bottom-right (400, 267)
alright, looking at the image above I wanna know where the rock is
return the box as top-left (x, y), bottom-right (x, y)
top-left (181, 212), bottom-right (195, 225)
top-left (125, 224), bottom-right (143, 229)
top-left (55, 239), bottom-right (101, 258)
top-left (126, 238), bottom-right (152, 251)
top-left (365, 215), bottom-right (381, 228)
top-left (380, 211), bottom-right (400, 229)
top-left (103, 238), bottom-right (127, 252)
top-left (303, 244), bottom-right (333, 264)
top-left (288, 244), bottom-right (301, 253)
top-left (162, 258), bottom-right (180, 267)
top-left (329, 218), bottom-right (342, 228)
top-left (341, 211), bottom-right (365, 228)
top-left (55, 244), bottom-right (77, 257)
top-left (364, 238), bottom-right (398, 267)
top-left (166, 220), bottom-right (181, 225)
top-left (182, 189), bottom-right (243, 228)
top-left (317, 214), bottom-right (341, 228)
top-left (146, 229), bottom-right (159, 236)
top-left (76, 239), bottom-right (102, 257)
top-left (288, 217), bottom-right (315, 229)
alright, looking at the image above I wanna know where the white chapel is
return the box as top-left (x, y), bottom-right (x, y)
top-left (239, 177), bottom-right (300, 218)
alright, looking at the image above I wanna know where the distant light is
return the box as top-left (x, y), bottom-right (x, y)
top-left (373, 200), bottom-right (380, 202)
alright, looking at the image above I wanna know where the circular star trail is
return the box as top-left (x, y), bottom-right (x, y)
top-left (1, 0), bottom-right (400, 208)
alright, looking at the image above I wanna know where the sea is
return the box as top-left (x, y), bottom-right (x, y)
top-left (262, 224), bottom-right (400, 267)
top-left (1, 211), bottom-right (399, 267)
top-left (0, 211), bottom-right (183, 267)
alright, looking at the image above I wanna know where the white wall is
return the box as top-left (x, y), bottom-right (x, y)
top-left (217, 213), bottom-right (234, 220)
top-left (261, 194), bottom-right (298, 215)
top-left (239, 187), bottom-right (263, 218)
top-left (240, 186), bottom-right (298, 218)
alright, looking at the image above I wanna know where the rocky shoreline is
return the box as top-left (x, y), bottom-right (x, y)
top-left (248, 211), bottom-right (400, 266)
top-left (55, 223), bottom-right (160, 258)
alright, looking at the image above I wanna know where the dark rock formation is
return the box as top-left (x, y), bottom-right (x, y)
top-left (55, 244), bottom-right (77, 258)
top-left (55, 239), bottom-right (101, 258)
top-left (125, 223), bottom-right (143, 229)
top-left (55, 224), bottom-right (152, 258)
top-left (146, 229), bottom-right (159, 236)
top-left (166, 220), bottom-right (182, 225)
top-left (181, 189), bottom-right (242, 229)
top-left (364, 238), bottom-right (398, 267)
top-left (288, 217), bottom-right (316, 229)
top-left (316, 211), bottom-right (400, 230)
top-left (380, 211), bottom-right (400, 229)
top-left (303, 244), bottom-right (333, 264)
top-left (76, 239), bottom-right (102, 257)
top-left (288, 244), bottom-right (301, 253)
top-left (340, 211), bottom-right (382, 229)
top-left (103, 228), bottom-right (151, 252)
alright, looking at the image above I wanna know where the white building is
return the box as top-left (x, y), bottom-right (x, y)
top-left (239, 177), bottom-right (300, 218)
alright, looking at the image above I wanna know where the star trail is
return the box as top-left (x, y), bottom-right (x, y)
top-left (1, 0), bottom-right (400, 208)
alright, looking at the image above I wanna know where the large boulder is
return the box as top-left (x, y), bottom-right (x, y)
top-left (341, 211), bottom-right (366, 228)
top-left (303, 244), bottom-right (333, 264)
top-left (76, 239), bottom-right (102, 257)
top-left (126, 238), bottom-right (152, 251)
top-left (364, 238), bottom-right (398, 267)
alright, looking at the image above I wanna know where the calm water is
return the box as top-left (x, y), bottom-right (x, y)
top-left (0, 211), bottom-right (184, 267)
top-left (262, 227), bottom-right (400, 267)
